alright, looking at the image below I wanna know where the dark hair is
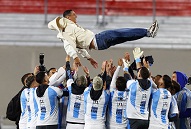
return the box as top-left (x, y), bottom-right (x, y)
top-left (163, 75), bottom-right (172, 89)
top-left (130, 55), bottom-right (154, 71)
top-left (35, 71), bottom-right (46, 84)
top-left (47, 67), bottom-right (56, 76)
top-left (25, 75), bottom-right (35, 88)
top-left (140, 67), bottom-right (150, 79)
top-left (21, 73), bottom-right (33, 86)
top-left (116, 76), bottom-right (127, 91)
top-left (155, 74), bottom-right (162, 78)
top-left (172, 80), bottom-right (181, 93)
top-left (63, 10), bottom-right (73, 17)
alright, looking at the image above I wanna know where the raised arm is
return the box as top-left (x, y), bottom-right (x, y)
top-left (65, 55), bottom-right (75, 87)
top-left (82, 66), bottom-right (91, 86)
top-left (122, 52), bottom-right (132, 81)
top-left (49, 66), bottom-right (66, 87)
top-left (110, 58), bottom-right (123, 90)
top-left (133, 47), bottom-right (144, 70)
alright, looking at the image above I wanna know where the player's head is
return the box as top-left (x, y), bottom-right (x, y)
top-left (172, 71), bottom-right (188, 89)
top-left (75, 75), bottom-right (87, 87)
top-left (21, 73), bottom-right (33, 86)
top-left (35, 71), bottom-right (49, 85)
top-left (116, 76), bottom-right (126, 91)
top-left (137, 67), bottom-right (150, 79)
top-left (153, 74), bottom-right (162, 86)
top-left (168, 80), bottom-right (181, 95)
top-left (158, 74), bottom-right (172, 89)
top-left (47, 67), bottom-right (57, 77)
top-left (63, 10), bottom-right (77, 23)
top-left (25, 75), bottom-right (39, 88)
top-left (93, 76), bottom-right (103, 91)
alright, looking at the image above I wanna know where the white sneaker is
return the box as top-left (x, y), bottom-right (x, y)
top-left (149, 20), bottom-right (159, 38)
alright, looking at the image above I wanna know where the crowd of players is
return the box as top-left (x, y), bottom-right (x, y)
top-left (12, 47), bottom-right (191, 129)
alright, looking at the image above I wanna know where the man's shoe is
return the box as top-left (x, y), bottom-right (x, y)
top-left (149, 20), bottom-right (159, 38)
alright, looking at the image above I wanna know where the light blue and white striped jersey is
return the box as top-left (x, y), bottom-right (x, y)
top-left (107, 90), bottom-right (128, 128)
top-left (84, 86), bottom-right (110, 128)
top-left (174, 87), bottom-right (191, 129)
top-left (19, 88), bottom-right (29, 129)
top-left (66, 79), bottom-right (85, 124)
top-left (107, 65), bottom-right (128, 129)
top-left (149, 88), bottom-right (178, 129)
top-left (126, 79), bottom-right (152, 120)
top-left (35, 86), bottom-right (63, 126)
top-left (26, 88), bottom-right (39, 129)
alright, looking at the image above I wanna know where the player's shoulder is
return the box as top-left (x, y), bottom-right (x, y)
top-left (126, 79), bottom-right (137, 87)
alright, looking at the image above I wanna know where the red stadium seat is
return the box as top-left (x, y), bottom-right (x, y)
top-left (0, 0), bottom-right (191, 16)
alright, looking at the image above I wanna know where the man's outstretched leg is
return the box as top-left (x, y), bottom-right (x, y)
top-left (95, 20), bottom-right (159, 50)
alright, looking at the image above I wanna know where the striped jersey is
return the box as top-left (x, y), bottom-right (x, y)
top-left (66, 81), bottom-right (85, 124)
top-left (26, 88), bottom-right (39, 129)
top-left (107, 89), bottom-right (128, 128)
top-left (35, 86), bottom-right (63, 126)
top-left (19, 88), bottom-right (29, 129)
top-left (126, 79), bottom-right (152, 120)
top-left (149, 88), bottom-right (178, 129)
top-left (84, 86), bottom-right (110, 127)
top-left (107, 65), bottom-right (128, 128)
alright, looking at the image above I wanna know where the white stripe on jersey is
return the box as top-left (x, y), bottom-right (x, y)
top-left (35, 86), bottom-right (63, 126)
top-left (19, 88), bottom-right (29, 129)
top-left (149, 88), bottom-right (174, 129)
top-left (84, 86), bottom-right (110, 127)
top-left (126, 80), bottom-right (152, 120)
top-left (66, 85), bottom-right (85, 124)
top-left (26, 88), bottom-right (38, 129)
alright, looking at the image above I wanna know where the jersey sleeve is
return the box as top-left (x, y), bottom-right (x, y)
top-left (77, 49), bottom-right (91, 59)
top-left (49, 67), bottom-right (66, 87)
top-left (67, 79), bottom-right (74, 89)
top-left (169, 96), bottom-right (179, 115)
top-left (63, 39), bottom-right (78, 59)
top-left (126, 79), bottom-right (135, 89)
top-left (110, 66), bottom-right (121, 91)
top-left (49, 86), bottom-right (63, 98)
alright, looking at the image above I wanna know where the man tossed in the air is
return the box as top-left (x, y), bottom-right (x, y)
top-left (48, 10), bottom-right (159, 68)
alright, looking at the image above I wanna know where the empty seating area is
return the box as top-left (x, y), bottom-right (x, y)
top-left (0, 0), bottom-right (191, 49)
top-left (0, 0), bottom-right (191, 16)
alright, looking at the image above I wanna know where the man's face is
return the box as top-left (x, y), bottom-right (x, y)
top-left (48, 69), bottom-right (57, 77)
top-left (44, 74), bottom-right (50, 84)
top-left (158, 77), bottom-right (163, 88)
top-left (172, 73), bottom-right (177, 82)
top-left (154, 75), bottom-right (161, 86)
top-left (67, 11), bottom-right (77, 23)
top-left (124, 52), bottom-right (130, 61)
